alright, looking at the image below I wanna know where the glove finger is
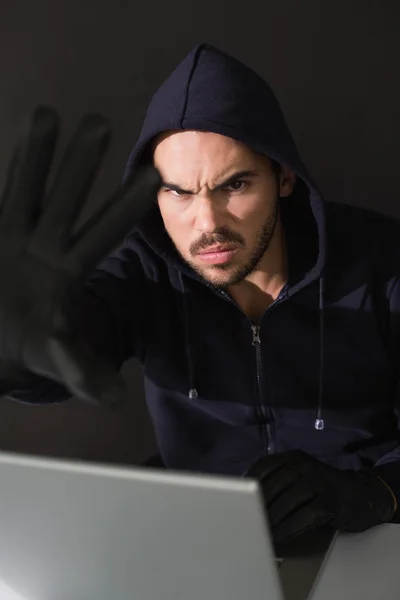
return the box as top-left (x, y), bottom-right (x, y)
top-left (0, 106), bottom-right (59, 248)
top-left (28, 114), bottom-right (111, 263)
top-left (272, 501), bottom-right (333, 546)
top-left (257, 463), bottom-right (304, 506)
top-left (267, 480), bottom-right (316, 528)
top-left (46, 334), bottom-right (127, 408)
top-left (66, 165), bottom-right (160, 277)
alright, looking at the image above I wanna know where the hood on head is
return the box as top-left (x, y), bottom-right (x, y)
top-left (123, 42), bottom-right (326, 290)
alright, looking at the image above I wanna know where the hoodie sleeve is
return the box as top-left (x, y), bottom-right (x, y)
top-left (4, 243), bottom-right (150, 404)
top-left (371, 272), bottom-right (400, 523)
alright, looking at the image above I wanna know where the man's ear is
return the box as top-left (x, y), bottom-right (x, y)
top-left (279, 166), bottom-right (297, 197)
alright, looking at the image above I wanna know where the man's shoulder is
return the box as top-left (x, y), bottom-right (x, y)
top-left (89, 229), bottom-right (170, 287)
top-left (325, 201), bottom-right (400, 249)
top-left (324, 202), bottom-right (400, 285)
top-left (122, 230), bottom-right (161, 266)
top-left (325, 201), bottom-right (400, 229)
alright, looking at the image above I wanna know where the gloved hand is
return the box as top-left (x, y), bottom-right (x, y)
top-left (246, 450), bottom-right (397, 545)
top-left (0, 106), bottom-right (160, 406)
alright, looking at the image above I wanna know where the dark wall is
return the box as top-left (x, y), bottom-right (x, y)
top-left (0, 0), bottom-right (399, 465)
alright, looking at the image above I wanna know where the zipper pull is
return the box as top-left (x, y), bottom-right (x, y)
top-left (251, 325), bottom-right (261, 346)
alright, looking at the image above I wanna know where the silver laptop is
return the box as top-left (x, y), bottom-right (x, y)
top-left (0, 450), bottom-right (336, 600)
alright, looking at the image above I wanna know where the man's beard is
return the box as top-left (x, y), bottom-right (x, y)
top-left (171, 197), bottom-right (280, 288)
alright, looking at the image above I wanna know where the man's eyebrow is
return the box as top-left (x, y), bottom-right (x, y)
top-left (161, 170), bottom-right (258, 195)
top-left (214, 170), bottom-right (258, 191)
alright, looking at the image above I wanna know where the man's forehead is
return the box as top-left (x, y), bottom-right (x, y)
top-left (153, 130), bottom-right (261, 174)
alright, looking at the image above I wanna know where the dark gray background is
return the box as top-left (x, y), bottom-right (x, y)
top-left (0, 0), bottom-right (399, 465)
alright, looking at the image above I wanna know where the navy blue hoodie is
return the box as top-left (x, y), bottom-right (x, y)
top-left (10, 43), bottom-right (400, 519)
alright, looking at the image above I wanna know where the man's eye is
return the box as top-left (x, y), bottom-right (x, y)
top-left (226, 180), bottom-right (247, 192)
top-left (163, 188), bottom-right (186, 197)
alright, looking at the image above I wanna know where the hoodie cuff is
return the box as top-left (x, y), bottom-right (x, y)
top-left (373, 463), bottom-right (400, 523)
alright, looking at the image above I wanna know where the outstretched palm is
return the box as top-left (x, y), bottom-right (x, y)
top-left (0, 106), bottom-right (159, 405)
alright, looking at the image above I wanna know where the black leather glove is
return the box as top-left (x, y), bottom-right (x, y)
top-left (246, 450), bottom-right (397, 545)
top-left (0, 106), bottom-right (160, 406)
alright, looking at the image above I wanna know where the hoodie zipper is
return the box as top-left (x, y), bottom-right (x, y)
top-left (251, 324), bottom-right (273, 454)
top-left (217, 289), bottom-right (285, 455)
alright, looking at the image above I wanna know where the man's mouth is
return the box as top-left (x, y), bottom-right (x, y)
top-left (197, 245), bottom-right (238, 264)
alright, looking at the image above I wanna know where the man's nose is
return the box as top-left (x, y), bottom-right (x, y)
top-left (194, 196), bottom-right (226, 232)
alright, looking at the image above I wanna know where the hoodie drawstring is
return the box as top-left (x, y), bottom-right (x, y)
top-left (178, 271), bottom-right (198, 399)
top-left (314, 276), bottom-right (325, 430)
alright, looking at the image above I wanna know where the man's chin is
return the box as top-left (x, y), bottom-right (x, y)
top-left (194, 264), bottom-right (243, 288)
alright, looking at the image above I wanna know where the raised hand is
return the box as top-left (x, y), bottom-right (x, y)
top-left (0, 106), bottom-right (160, 406)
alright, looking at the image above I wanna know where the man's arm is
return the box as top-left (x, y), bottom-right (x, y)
top-left (2, 241), bottom-right (151, 405)
top-left (0, 106), bottom-right (159, 405)
top-left (372, 453), bottom-right (400, 523)
top-left (371, 272), bottom-right (400, 523)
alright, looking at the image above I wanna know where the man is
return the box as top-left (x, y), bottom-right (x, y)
top-left (0, 43), bottom-right (398, 544)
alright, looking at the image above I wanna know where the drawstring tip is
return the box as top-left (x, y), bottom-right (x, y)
top-left (189, 388), bottom-right (198, 399)
top-left (314, 418), bottom-right (325, 431)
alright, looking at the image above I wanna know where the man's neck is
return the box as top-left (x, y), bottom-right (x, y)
top-left (226, 219), bottom-right (288, 323)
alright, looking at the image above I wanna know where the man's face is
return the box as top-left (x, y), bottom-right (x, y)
top-left (154, 130), bottom-right (294, 287)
